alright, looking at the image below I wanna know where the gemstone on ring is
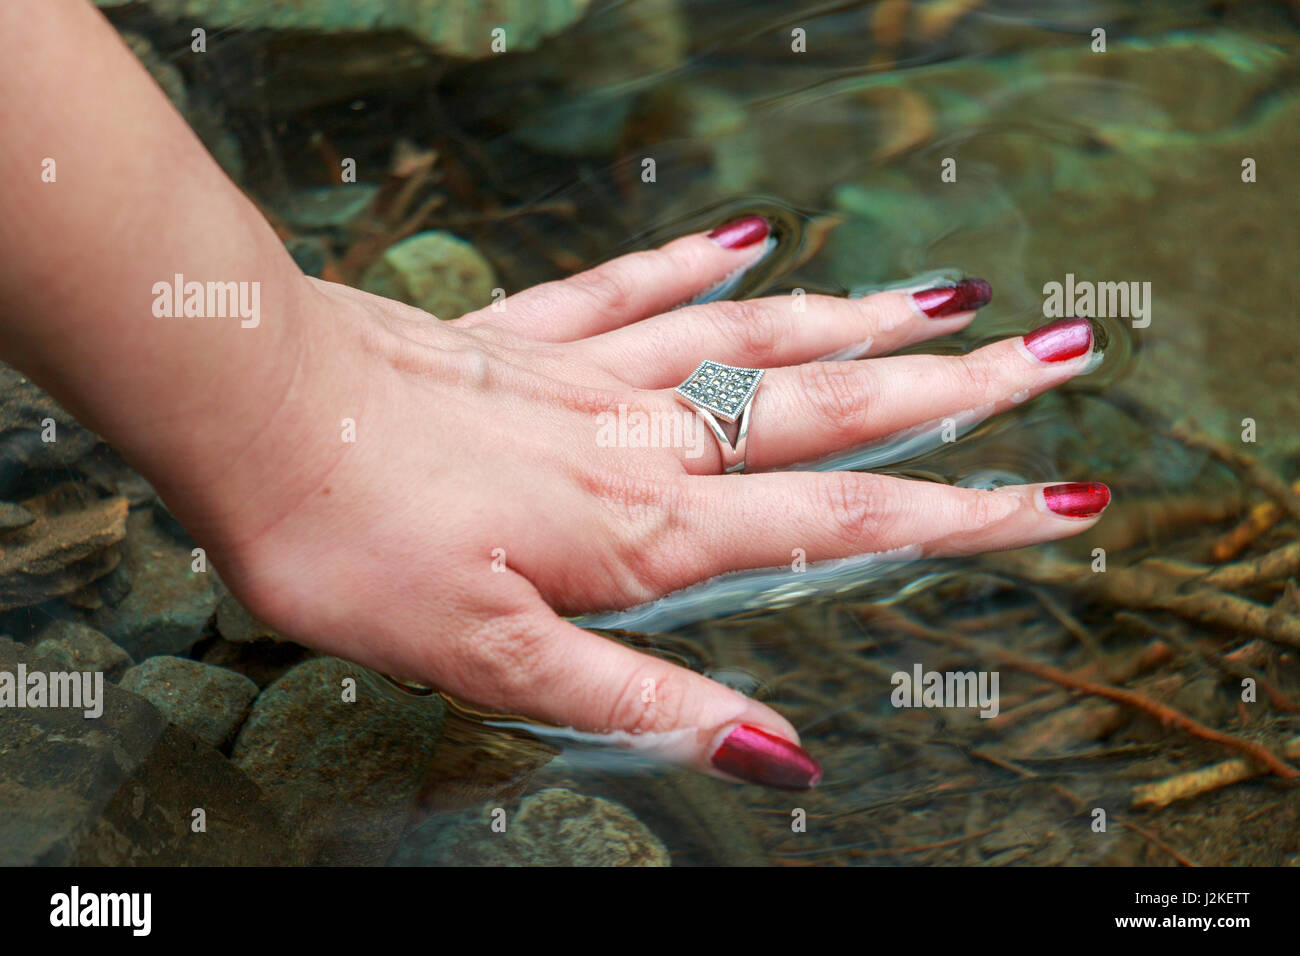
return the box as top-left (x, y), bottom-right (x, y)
top-left (674, 360), bottom-right (765, 424)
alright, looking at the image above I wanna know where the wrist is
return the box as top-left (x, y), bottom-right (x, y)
top-left (141, 274), bottom-right (365, 555)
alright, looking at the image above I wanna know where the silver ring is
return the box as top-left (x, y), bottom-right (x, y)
top-left (673, 360), bottom-right (765, 474)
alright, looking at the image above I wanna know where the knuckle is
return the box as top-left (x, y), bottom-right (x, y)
top-left (459, 322), bottom-right (515, 348)
top-left (606, 665), bottom-right (686, 735)
top-left (439, 345), bottom-right (495, 390)
top-left (965, 488), bottom-right (1015, 532)
top-left (658, 239), bottom-right (712, 278)
top-left (567, 264), bottom-right (635, 315)
top-left (820, 473), bottom-right (895, 546)
top-left (854, 291), bottom-right (910, 334)
top-left (621, 319), bottom-right (677, 373)
top-left (554, 380), bottom-right (628, 416)
top-left (579, 466), bottom-right (681, 523)
top-left (952, 352), bottom-right (1003, 399)
top-left (708, 299), bottom-right (783, 365)
top-left (798, 361), bottom-right (871, 443)
top-left (578, 471), bottom-right (693, 597)
top-left (459, 612), bottom-right (548, 703)
top-left (617, 544), bottom-right (677, 601)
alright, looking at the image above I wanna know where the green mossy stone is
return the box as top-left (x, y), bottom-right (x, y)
top-left (119, 655), bottom-right (259, 749)
top-left (393, 787), bottom-right (671, 867)
top-left (360, 230), bottom-right (498, 320)
top-left (233, 658), bottom-right (446, 865)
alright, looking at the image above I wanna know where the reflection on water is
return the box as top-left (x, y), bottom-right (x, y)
top-left (5, 0), bottom-right (1298, 866)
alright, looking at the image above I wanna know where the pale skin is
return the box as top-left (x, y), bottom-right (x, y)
top-left (0, 1), bottom-right (1108, 788)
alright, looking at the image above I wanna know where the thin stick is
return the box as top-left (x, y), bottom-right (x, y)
top-left (1169, 419), bottom-right (1300, 527)
top-left (985, 551), bottom-right (1300, 651)
top-left (1132, 735), bottom-right (1300, 809)
top-left (1213, 498), bottom-right (1293, 561)
top-left (1113, 611), bottom-right (1300, 714)
top-left (851, 827), bottom-right (997, 859)
top-left (862, 606), bottom-right (1299, 780)
top-left (1121, 822), bottom-right (1201, 867)
top-left (1200, 540), bottom-right (1300, 590)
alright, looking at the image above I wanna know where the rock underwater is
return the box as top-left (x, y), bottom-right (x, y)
top-left (0, 637), bottom-right (290, 865)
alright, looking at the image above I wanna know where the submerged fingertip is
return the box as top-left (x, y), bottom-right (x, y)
top-left (1042, 481), bottom-right (1111, 518)
top-left (707, 215), bottom-right (771, 250)
top-left (710, 722), bottom-right (823, 790)
top-left (911, 277), bottom-right (993, 319)
top-left (1022, 317), bottom-right (1093, 363)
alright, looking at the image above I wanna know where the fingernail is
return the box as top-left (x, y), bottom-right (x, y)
top-left (912, 278), bottom-right (993, 318)
top-left (1024, 317), bottom-right (1092, 363)
top-left (1044, 481), bottom-right (1111, 517)
top-left (711, 724), bottom-right (823, 790)
top-left (707, 215), bottom-right (770, 250)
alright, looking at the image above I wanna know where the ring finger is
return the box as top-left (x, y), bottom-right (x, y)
top-left (676, 317), bottom-right (1096, 474)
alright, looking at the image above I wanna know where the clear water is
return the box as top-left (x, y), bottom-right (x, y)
top-left (39, 0), bottom-right (1300, 865)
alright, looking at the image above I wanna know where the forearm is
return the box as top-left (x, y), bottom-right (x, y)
top-left (0, 0), bottom-right (325, 539)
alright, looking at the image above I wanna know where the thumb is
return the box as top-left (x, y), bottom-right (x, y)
top-left (460, 609), bottom-right (822, 791)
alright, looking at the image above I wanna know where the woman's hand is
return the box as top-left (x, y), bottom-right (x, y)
top-left (0, 2), bottom-right (1108, 790)
top-left (0, 1), bottom-right (1105, 790)
top-left (191, 217), bottom-right (1108, 790)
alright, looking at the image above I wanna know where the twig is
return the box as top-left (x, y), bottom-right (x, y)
top-left (1212, 490), bottom-right (1300, 561)
top-left (1169, 419), bottom-right (1300, 528)
top-left (850, 827), bottom-right (997, 859)
top-left (1030, 585), bottom-right (1104, 660)
top-left (968, 748), bottom-right (1084, 809)
top-left (1116, 611), bottom-right (1300, 714)
top-left (975, 742), bottom-right (1200, 865)
top-left (985, 551), bottom-right (1300, 651)
top-left (989, 639), bottom-right (1172, 731)
top-left (1199, 540), bottom-right (1300, 591)
top-left (861, 605), bottom-right (1300, 780)
top-left (1121, 822), bottom-right (1201, 867)
top-left (1132, 736), bottom-right (1300, 810)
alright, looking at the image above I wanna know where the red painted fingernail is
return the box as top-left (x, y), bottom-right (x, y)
top-left (707, 215), bottom-right (770, 250)
top-left (1023, 317), bottom-right (1092, 363)
top-left (912, 278), bottom-right (992, 318)
top-left (1044, 481), bottom-right (1111, 517)
top-left (711, 724), bottom-right (822, 790)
